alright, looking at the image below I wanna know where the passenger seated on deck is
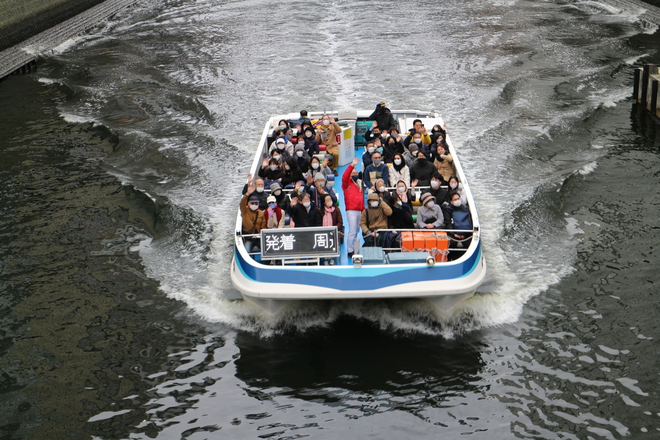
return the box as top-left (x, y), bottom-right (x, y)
top-left (388, 191), bottom-right (415, 231)
top-left (242, 175), bottom-right (268, 210)
top-left (431, 123), bottom-right (447, 142)
top-left (269, 136), bottom-right (294, 159)
top-left (423, 175), bottom-right (448, 206)
top-left (362, 142), bottom-right (376, 169)
top-left (264, 195), bottom-right (285, 229)
top-left (360, 192), bottom-right (393, 247)
top-left (240, 183), bottom-right (266, 255)
top-left (287, 192), bottom-right (322, 227)
top-left (394, 179), bottom-right (417, 212)
top-left (316, 114), bottom-right (342, 173)
top-left (403, 143), bottom-right (419, 168)
top-left (382, 131), bottom-right (402, 162)
top-left (406, 119), bottom-right (432, 145)
top-left (443, 191), bottom-right (473, 260)
top-left (304, 172), bottom-right (337, 208)
top-left (319, 193), bottom-right (344, 244)
top-left (363, 151), bottom-right (390, 190)
top-left (403, 130), bottom-right (430, 158)
top-left (258, 157), bottom-right (285, 187)
top-left (270, 182), bottom-right (290, 211)
top-left (281, 157), bottom-right (304, 188)
top-left (428, 133), bottom-right (447, 162)
top-left (389, 153), bottom-right (411, 187)
top-left (302, 125), bottom-right (319, 156)
top-left (342, 158), bottom-right (365, 258)
top-left (416, 192), bottom-right (445, 230)
top-left (307, 155), bottom-right (332, 180)
top-left (364, 121), bottom-right (386, 145)
top-left (368, 178), bottom-right (391, 205)
top-left (409, 149), bottom-right (441, 187)
top-left (294, 144), bottom-right (310, 174)
top-left (272, 119), bottom-right (293, 140)
top-left (433, 143), bottom-right (454, 182)
top-left (446, 175), bottom-right (467, 206)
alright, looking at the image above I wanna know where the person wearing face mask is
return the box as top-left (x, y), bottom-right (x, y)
top-left (264, 195), bottom-right (285, 229)
top-left (388, 153), bottom-right (411, 187)
top-left (362, 142), bottom-right (376, 169)
top-left (272, 119), bottom-right (293, 139)
top-left (403, 143), bottom-right (419, 168)
top-left (445, 176), bottom-right (467, 206)
top-left (381, 130), bottom-right (401, 162)
top-left (268, 136), bottom-right (294, 159)
top-left (433, 143), bottom-right (454, 182)
top-left (368, 102), bottom-right (396, 131)
top-left (342, 157), bottom-right (365, 258)
top-left (287, 192), bottom-right (322, 227)
top-left (302, 126), bottom-right (319, 156)
top-left (393, 179), bottom-right (417, 211)
top-left (406, 119), bottom-right (432, 145)
top-left (304, 172), bottom-right (337, 208)
top-left (403, 131), bottom-right (430, 158)
top-left (242, 175), bottom-right (268, 210)
top-left (319, 193), bottom-right (344, 245)
top-left (307, 156), bottom-right (332, 180)
top-left (258, 157), bottom-right (285, 188)
top-left (388, 191), bottom-right (415, 231)
top-left (294, 144), bottom-right (311, 174)
top-left (316, 114), bottom-right (342, 174)
top-left (409, 149), bottom-right (441, 187)
top-left (360, 192), bottom-right (393, 247)
top-left (416, 192), bottom-right (444, 229)
top-left (269, 182), bottom-right (290, 211)
top-left (370, 178), bottom-right (391, 205)
top-left (363, 152), bottom-right (390, 190)
top-left (364, 121), bottom-right (385, 144)
top-left (443, 191), bottom-right (473, 260)
top-left (423, 175), bottom-right (448, 207)
top-left (240, 181), bottom-right (266, 255)
top-left (281, 157), bottom-right (304, 188)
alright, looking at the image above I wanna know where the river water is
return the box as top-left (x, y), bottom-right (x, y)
top-left (1, 0), bottom-right (659, 438)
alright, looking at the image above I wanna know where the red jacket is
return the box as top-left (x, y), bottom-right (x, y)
top-left (342, 164), bottom-right (365, 211)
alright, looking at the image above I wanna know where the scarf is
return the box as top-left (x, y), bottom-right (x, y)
top-left (322, 206), bottom-right (335, 227)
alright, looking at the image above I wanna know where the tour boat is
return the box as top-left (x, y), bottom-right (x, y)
top-left (230, 108), bottom-right (486, 314)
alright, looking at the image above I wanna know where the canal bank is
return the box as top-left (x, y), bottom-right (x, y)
top-left (0, 0), bottom-right (135, 79)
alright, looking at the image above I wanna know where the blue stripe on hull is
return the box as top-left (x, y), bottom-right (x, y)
top-left (234, 244), bottom-right (482, 291)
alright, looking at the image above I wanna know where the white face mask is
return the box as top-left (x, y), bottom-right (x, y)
top-left (323, 120), bottom-right (330, 126)
top-left (431, 181), bottom-right (440, 189)
top-left (414, 138), bottom-right (422, 144)
top-left (312, 163), bottom-right (320, 169)
top-left (269, 165), bottom-right (278, 171)
top-left (296, 150), bottom-right (304, 157)
top-left (426, 201), bottom-right (435, 208)
top-left (256, 187), bottom-right (264, 193)
top-left (452, 200), bottom-right (461, 207)
top-left (397, 186), bottom-right (405, 193)
top-left (303, 201), bottom-right (311, 208)
top-left (450, 182), bottom-right (458, 189)
top-left (272, 155), bottom-right (280, 161)
top-left (377, 186), bottom-right (385, 192)
top-left (284, 164), bottom-right (290, 170)
top-left (249, 203), bottom-right (259, 211)
top-left (368, 147), bottom-right (375, 154)
top-left (394, 159), bottom-right (402, 166)
top-left (274, 190), bottom-right (281, 196)
top-left (325, 201), bottom-right (333, 207)
top-left (370, 201), bottom-right (379, 208)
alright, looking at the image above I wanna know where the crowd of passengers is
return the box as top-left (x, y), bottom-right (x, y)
top-left (240, 104), bottom-right (473, 261)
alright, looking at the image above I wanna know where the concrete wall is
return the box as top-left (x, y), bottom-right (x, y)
top-left (0, 0), bottom-right (104, 51)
